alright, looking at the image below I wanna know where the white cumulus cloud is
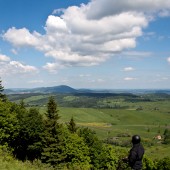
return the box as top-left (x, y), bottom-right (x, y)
top-left (86, 0), bottom-right (170, 19)
top-left (9, 61), bottom-right (38, 73)
top-left (3, 27), bottom-right (39, 47)
top-left (0, 54), bottom-right (10, 62)
top-left (0, 53), bottom-right (38, 76)
top-left (3, 0), bottom-right (170, 73)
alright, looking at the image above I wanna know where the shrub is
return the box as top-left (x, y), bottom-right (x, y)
top-left (155, 157), bottom-right (170, 170)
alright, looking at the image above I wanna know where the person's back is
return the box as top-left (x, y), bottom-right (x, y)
top-left (128, 135), bottom-right (144, 170)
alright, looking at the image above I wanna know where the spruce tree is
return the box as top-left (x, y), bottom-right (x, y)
top-left (41, 96), bottom-right (66, 167)
top-left (0, 78), bottom-right (6, 102)
top-left (19, 99), bottom-right (25, 109)
top-left (67, 116), bottom-right (77, 133)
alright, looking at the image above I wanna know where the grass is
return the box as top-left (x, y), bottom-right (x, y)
top-left (145, 145), bottom-right (170, 160)
top-left (48, 106), bottom-right (170, 160)
top-left (37, 105), bottom-right (170, 134)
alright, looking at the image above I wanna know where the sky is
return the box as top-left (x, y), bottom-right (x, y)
top-left (0, 0), bottom-right (170, 89)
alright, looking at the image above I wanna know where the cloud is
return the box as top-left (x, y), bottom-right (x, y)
top-left (162, 77), bottom-right (169, 80)
top-left (123, 67), bottom-right (135, 71)
top-left (86, 0), bottom-right (170, 19)
top-left (90, 78), bottom-right (105, 83)
top-left (28, 80), bottom-right (44, 84)
top-left (122, 51), bottom-right (152, 57)
top-left (79, 74), bottom-right (91, 77)
top-left (167, 57), bottom-right (170, 63)
top-left (159, 10), bottom-right (170, 17)
top-left (0, 54), bottom-right (10, 62)
top-left (152, 76), bottom-right (169, 82)
top-left (9, 61), bottom-right (38, 73)
top-left (11, 48), bottom-right (18, 55)
top-left (43, 62), bottom-right (65, 73)
top-left (3, 27), bottom-right (39, 47)
top-left (124, 77), bottom-right (137, 81)
top-left (3, 0), bottom-right (170, 72)
top-left (0, 53), bottom-right (38, 76)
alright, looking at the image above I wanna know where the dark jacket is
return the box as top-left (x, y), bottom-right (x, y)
top-left (128, 143), bottom-right (144, 170)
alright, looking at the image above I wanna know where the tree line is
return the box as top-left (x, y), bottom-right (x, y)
top-left (0, 79), bottom-right (170, 169)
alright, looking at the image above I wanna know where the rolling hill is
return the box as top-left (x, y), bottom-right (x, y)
top-left (4, 85), bottom-right (78, 94)
top-left (4, 85), bottom-right (170, 95)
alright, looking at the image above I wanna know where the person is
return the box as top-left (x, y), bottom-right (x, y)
top-left (127, 135), bottom-right (145, 170)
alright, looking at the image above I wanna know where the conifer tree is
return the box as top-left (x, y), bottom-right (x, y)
top-left (19, 99), bottom-right (25, 109)
top-left (41, 96), bottom-right (66, 167)
top-left (67, 116), bottom-right (77, 133)
top-left (0, 78), bottom-right (6, 102)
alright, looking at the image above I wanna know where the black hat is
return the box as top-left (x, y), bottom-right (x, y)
top-left (132, 135), bottom-right (141, 144)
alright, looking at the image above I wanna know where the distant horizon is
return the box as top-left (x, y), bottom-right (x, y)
top-left (5, 85), bottom-right (170, 91)
top-left (0, 0), bottom-right (170, 89)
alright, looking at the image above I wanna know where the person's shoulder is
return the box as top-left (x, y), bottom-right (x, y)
top-left (139, 144), bottom-right (145, 152)
top-left (139, 143), bottom-right (144, 148)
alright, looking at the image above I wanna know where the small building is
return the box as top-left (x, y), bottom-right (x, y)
top-left (154, 135), bottom-right (162, 140)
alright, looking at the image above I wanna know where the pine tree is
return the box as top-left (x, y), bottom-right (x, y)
top-left (0, 78), bottom-right (6, 102)
top-left (19, 99), bottom-right (25, 109)
top-left (67, 116), bottom-right (77, 133)
top-left (41, 96), bottom-right (66, 167)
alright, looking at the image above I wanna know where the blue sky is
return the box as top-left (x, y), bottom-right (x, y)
top-left (0, 0), bottom-right (170, 89)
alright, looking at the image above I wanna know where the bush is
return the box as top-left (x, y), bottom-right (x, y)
top-left (155, 157), bottom-right (170, 170)
top-left (0, 147), bottom-right (54, 170)
top-left (142, 156), bottom-right (155, 170)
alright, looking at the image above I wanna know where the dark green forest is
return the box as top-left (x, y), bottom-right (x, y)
top-left (0, 79), bottom-right (170, 169)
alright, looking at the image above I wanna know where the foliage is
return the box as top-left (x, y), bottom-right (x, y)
top-left (19, 99), bottom-right (25, 109)
top-left (0, 101), bottom-right (19, 146)
top-left (0, 78), bottom-right (6, 102)
top-left (62, 131), bottom-right (91, 169)
top-left (12, 108), bottom-right (44, 161)
top-left (67, 116), bottom-right (78, 133)
top-left (155, 157), bottom-right (170, 170)
top-left (78, 127), bottom-right (119, 169)
top-left (41, 97), bottom-right (91, 169)
top-left (78, 127), bottom-right (100, 167)
top-left (112, 147), bottom-right (130, 170)
top-left (0, 146), bottom-right (54, 170)
top-left (95, 144), bottom-right (118, 170)
top-left (164, 128), bottom-right (170, 144)
top-left (41, 96), bottom-right (65, 167)
top-left (142, 156), bottom-right (156, 170)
